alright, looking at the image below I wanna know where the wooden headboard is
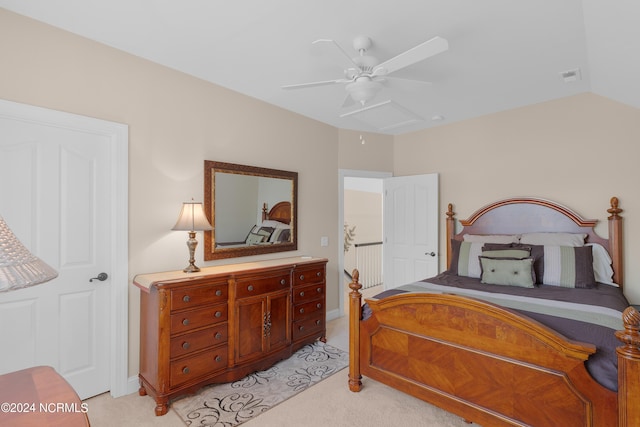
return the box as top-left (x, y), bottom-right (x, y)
top-left (261, 201), bottom-right (292, 225)
top-left (445, 197), bottom-right (624, 287)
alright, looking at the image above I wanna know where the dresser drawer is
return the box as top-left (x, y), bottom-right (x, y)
top-left (170, 304), bottom-right (228, 334)
top-left (235, 271), bottom-right (290, 299)
top-left (171, 282), bottom-right (228, 311)
top-left (293, 299), bottom-right (324, 320)
top-left (293, 265), bottom-right (325, 287)
top-left (170, 323), bottom-right (228, 359)
top-left (292, 314), bottom-right (324, 340)
top-left (292, 283), bottom-right (325, 304)
top-left (170, 346), bottom-right (228, 388)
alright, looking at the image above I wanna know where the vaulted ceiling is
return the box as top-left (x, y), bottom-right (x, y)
top-left (1, 1), bottom-right (638, 135)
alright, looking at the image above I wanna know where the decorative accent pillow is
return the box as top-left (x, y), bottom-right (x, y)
top-left (483, 243), bottom-right (544, 284)
top-left (269, 228), bottom-right (291, 243)
top-left (450, 242), bottom-right (530, 278)
top-left (542, 245), bottom-right (596, 288)
top-left (481, 249), bottom-right (530, 259)
top-left (245, 233), bottom-right (266, 244)
top-left (479, 257), bottom-right (536, 288)
top-left (463, 234), bottom-right (520, 244)
top-left (520, 232), bottom-right (586, 247)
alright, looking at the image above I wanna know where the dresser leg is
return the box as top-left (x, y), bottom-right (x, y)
top-left (320, 335), bottom-right (327, 343)
top-left (154, 398), bottom-right (169, 416)
top-left (138, 384), bottom-right (147, 396)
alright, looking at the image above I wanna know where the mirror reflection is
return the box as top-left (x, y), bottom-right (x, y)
top-left (204, 161), bottom-right (297, 260)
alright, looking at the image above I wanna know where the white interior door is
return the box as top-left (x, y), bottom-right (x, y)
top-left (0, 105), bottom-right (119, 399)
top-left (383, 174), bottom-right (439, 290)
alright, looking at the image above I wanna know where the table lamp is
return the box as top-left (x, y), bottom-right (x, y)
top-left (172, 200), bottom-right (213, 273)
top-left (0, 215), bottom-right (58, 292)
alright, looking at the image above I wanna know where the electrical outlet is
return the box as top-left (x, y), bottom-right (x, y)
top-left (320, 236), bottom-right (329, 247)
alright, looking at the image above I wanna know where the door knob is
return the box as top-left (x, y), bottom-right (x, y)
top-left (90, 272), bottom-right (108, 282)
top-left (426, 252), bottom-right (436, 257)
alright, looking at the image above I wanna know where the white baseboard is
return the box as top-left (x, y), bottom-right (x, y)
top-left (326, 308), bottom-right (341, 322)
top-left (122, 376), bottom-right (140, 396)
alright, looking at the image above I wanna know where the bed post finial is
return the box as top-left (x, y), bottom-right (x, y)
top-left (608, 196), bottom-right (622, 219)
top-left (607, 197), bottom-right (623, 286)
top-left (616, 306), bottom-right (640, 426)
top-left (446, 203), bottom-right (456, 270)
top-left (348, 269), bottom-right (362, 392)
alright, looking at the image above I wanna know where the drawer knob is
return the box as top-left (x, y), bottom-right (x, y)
top-left (182, 295), bottom-right (191, 303)
top-left (215, 289), bottom-right (222, 296)
top-left (316, 320), bottom-right (321, 325)
top-left (182, 318), bottom-right (190, 326)
top-left (299, 274), bottom-right (305, 281)
top-left (247, 285), bottom-right (254, 291)
top-left (215, 332), bottom-right (222, 339)
top-left (280, 279), bottom-right (286, 285)
top-left (182, 342), bottom-right (190, 350)
top-left (182, 367), bottom-right (190, 375)
top-left (299, 308), bottom-right (305, 314)
top-left (317, 287), bottom-right (322, 293)
top-left (215, 355), bottom-right (222, 363)
top-left (317, 303), bottom-right (322, 308)
top-left (299, 291), bottom-right (305, 297)
top-left (299, 325), bottom-right (304, 331)
top-left (215, 311), bottom-right (222, 318)
top-left (316, 271), bottom-right (321, 277)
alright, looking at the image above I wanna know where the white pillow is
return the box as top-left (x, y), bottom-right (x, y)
top-left (261, 220), bottom-right (290, 229)
top-left (587, 243), bottom-right (616, 286)
top-left (463, 234), bottom-right (520, 244)
top-left (520, 232), bottom-right (586, 247)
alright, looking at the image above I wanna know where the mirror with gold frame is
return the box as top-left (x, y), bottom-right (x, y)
top-left (204, 161), bottom-right (298, 260)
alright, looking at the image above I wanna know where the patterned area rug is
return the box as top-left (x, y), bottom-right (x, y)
top-left (172, 342), bottom-right (348, 426)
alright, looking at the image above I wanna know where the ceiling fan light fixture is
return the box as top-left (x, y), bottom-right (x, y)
top-left (346, 78), bottom-right (382, 105)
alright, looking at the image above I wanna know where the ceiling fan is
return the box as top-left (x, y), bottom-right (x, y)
top-left (282, 35), bottom-right (449, 107)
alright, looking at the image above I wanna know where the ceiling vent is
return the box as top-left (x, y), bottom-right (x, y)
top-left (559, 68), bottom-right (582, 83)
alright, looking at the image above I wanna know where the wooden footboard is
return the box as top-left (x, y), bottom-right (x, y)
top-left (348, 273), bottom-right (640, 427)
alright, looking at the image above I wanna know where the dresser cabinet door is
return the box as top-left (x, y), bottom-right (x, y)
top-left (235, 296), bottom-right (266, 363)
top-left (266, 290), bottom-right (290, 349)
top-left (234, 288), bottom-right (290, 364)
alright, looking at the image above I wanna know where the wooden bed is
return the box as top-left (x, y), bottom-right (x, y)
top-left (348, 197), bottom-right (640, 427)
top-left (262, 201), bottom-right (292, 225)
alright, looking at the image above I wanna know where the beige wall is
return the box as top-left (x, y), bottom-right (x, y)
top-left (394, 93), bottom-right (640, 303)
top-left (0, 10), bottom-right (365, 378)
top-left (338, 129), bottom-right (394, 171)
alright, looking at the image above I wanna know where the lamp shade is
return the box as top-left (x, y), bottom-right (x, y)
top-left (0, 216), bottom-right (58, 292)
top-left (172, 201), bottom-right (213, 232)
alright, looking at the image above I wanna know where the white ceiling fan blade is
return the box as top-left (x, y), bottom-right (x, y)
top-left (312, 39), bottom-right (361, 70)
top-left (384, 76), bottom-right (432, 86)
top-left (374, 36), bottom-right (448, 75)
top-left (282, 79), bottom-right (349, 90)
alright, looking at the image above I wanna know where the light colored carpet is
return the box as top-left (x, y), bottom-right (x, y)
top-left (172, 342), bottom-right (349, 426)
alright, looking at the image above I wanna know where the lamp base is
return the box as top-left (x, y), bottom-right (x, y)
top-left (183, 263), bottom-right (201, 273)
top-left (183, 231), bottom-right (201, 273)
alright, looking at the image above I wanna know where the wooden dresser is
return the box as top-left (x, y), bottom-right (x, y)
top-left (133, 256), bottom-right (327, 416)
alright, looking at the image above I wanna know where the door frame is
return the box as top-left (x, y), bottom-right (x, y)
top-left (338, 169), bottom-right (392, 317)
top-left (0, 99), bottom-right (129, 398)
